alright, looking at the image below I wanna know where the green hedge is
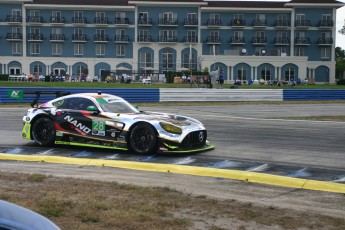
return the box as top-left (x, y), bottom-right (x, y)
top-left (0, 74), bottom-right (9, 81)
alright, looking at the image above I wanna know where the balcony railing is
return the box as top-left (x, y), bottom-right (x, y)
top-left (72, 34), bottom-right (87, 42)
top-left (94, 35), bottom-right (109, 42)
top-left (6, 33), bottom-right (22, 40)
top-left (50, 16), bottom-right (65, 24)
top-left (94, 17), bottom-right (109, 25)
top-left (114, 35), bottom-right (129, 43)
top-left (253, 19), bottom-right (267, 27)
top-left (183, 36), bottom-right (198, 43)
top-left (28, 33), bottom-right (43, 41)
top-left (159, 36), bottom-right (177, 43)
top-left (318, 20), bottom-right (333, 28)
top-left (229, 37), bottom-right (245, 44)
top-left (72, 17), bottom-right (87, 24)
top-left (295, 20), bottom-right (311, 27)
top-left (207, 19), bottom-right (221, 27)
top-left (274, 37), bottom-right (289, 45)
top-left (138, 18), bottom-right (153, 26)
top-left (317, 37), bottom-right (333, 45)
top-left (27, 16), bottom-right (43, 24)
top-left (207, 36), bottom-right (221, 44)
top-left (115, 17), bottom-right (129, 25)
top-left (5, 15), bottom-right (22, 23)
top-left (184, 19), bottom-right (198, 26)
top-left (295, 38), bottom-right (311, 45)
top-left (252, 37), bottom-right (267, 45)
top-left (231, 19), bottom-right (245, 27)
top-left (274, 20), bottom-right (290, 27)
top-left (138, 35), bottom-right (153, 42)
top-left (50, 34), bottom-right (65, 41)
top-left (158, 18), bottom-right (178, 26)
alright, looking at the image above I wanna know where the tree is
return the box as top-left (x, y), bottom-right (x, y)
top-left (335, 46), bottom-right (345, 61)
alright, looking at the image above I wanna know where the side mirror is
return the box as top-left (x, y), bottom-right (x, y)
top-left (86, 106), bottom-right (99, 114)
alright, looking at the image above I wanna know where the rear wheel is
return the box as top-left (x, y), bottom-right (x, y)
top-left (129, 123), bottom-right (157, 154)
top-left (32, 117), bottom-right (56, 146)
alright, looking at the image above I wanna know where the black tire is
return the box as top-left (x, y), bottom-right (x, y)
top-left (128, 123), bottom-right (157, 154)
top-left (31, 117), bottom-right (56, 146)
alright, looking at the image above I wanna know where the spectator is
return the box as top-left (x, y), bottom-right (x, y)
top-left (218, 69), bottom-right (225, 89)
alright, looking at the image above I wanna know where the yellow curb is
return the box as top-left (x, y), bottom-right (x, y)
top-left (1, 153), bottom-right (344, 194)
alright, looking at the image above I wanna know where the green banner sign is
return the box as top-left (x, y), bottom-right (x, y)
top-left (8, 90), bottom-right (24, 100)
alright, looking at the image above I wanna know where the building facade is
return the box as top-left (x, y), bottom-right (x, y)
top-left (0, 0), bottom-right (344, 83)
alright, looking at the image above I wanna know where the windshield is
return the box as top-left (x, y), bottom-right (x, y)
top-left (99, 98), bottom-right (139, 114)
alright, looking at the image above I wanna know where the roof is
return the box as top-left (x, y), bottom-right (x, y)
top-left (28, 0), bottom-right (129, 6)
top-left (205, 1), bottom-right (287, 8)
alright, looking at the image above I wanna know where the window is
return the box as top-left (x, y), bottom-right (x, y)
top-left (237, 66), bottom-right (247, 81)
top-left (52, 43), bottom-right (62, 55)
top-left (284, 67), bottom-right (295, 81)
top-left (278, 14), bottom-right (287, 22)
top-left (116, 44), bottom-right (125, 56)
top-left (187, 30), bottom-right (197, 42)
top-left (52, 11), bottom-right (61, 18)
top-left (159, 30), bottom-right (176, 42)
top-left (295, 47), bottom-right (304, 56)
top-left (162, 49), bottom-right (174, 69)
top-left (322, 14), bottom-right (331, 21)
top-left (33, 64), bottom-right (43, 75)
top-left (234, 14), bottom-right (244, 20)
top-left (9, 66), bottom-right (21, 75)
top-left (276, 47), bottom-right (287, 56)
top-left (139, 30), bottom-right (149, 41)
top-left (255, 47), bottom-right (266, 56)
top-left (30, 43), bottom-right (40, 54)
top-left (30, 27), bottom-right (40, 35)
top-left (74, 44), bottom-right (83, 55)
top-left (234, 31), bottom-right (243, 39)
top-left (186, 13), bottom-right (197, 24)
top-left (12, 9), bottom-right (21, 17)
top-left (296, 14), bottom-right (305, 21)
top-left (96, 44), bottom-right (105, 56)
top-left (162, 12), bottom-right (176, 22)
top-left (96, 12), bottom-right (105, 18)
top-left (12, 42), bottom-right (22, 54)
top-left (116, 12), bottom-right (126, 19)
top-left (321, 47), bottom-right (331, 59)
top-left (52, 28), bottom-right (62, 35)
top-left (182, 52), bottom-right (196, 70)
top-left (260, 67), bottom-right (271, 81)
top-left (74, 11), bottom-right (83, 18)
top-left (139, 52), bottom-right (153, 69)
top-left (139, 12), bottom-right (149, 23)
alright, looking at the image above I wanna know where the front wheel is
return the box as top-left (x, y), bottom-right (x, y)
top-left (31, 117), bottom-right (56, 146)
top-left (128, 123), bottom-right (157, 154)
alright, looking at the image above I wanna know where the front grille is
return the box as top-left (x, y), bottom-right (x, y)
top-left (181, 130), bottom-right (207, 147)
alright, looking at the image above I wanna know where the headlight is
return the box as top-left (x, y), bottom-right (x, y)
top-left (159, 122), bottom-right (182, 134)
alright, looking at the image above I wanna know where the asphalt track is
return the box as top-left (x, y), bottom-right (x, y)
top-left (0, 104), bottom-right (345, 194)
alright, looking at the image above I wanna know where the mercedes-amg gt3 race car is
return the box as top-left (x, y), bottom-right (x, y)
top-left (21, 92), bottom-right (214, 154)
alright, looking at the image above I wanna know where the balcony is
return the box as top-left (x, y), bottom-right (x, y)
top-left (50, 34), bottom-right (65, 42)
top-left (158, 18), bottom-right (178, 26)
top-left (158, 36), bottom-right (177, 43)
top-left (295, 38), bottom-right (311, 45)
top-left (274, 20), bottom-right (290, 28)
top-left (183, 36), bottom-right (198, 43)
top-left (253, 19), bottom-right (267, 28)
top-left (27, 16), bottom-right (43, 24)
top-left (231, 19), bottom-right (245, 27)
top-left (207, 19), bottom-right (221, 27)
top-left (6, 33), bottom-right (22, 41)
top-left (138, 35), bottom-right (153, 43)
top-left (50, 16), bottom-right (65, 24)
top-left (94, 17), bottom-right (109, 26)
top-left (207, 36), bottom-right (221, 44)
top-left (252, 37), bottom-right (267, 45)
top-left (184, 19), bottom-right (198, 27)
top-left (318, 20), bottom-right (333, 28)
top-left (274, 37), bottom-right (289, 45)
top-left (115, 17), bottom-right (129, 26)
top-left (72, 17), bottom-right (87, 25)
top-left (114, 35), bottom-right (129, 43)
top-left (138, 18), bottom-right (153, 26)
top-left (28, 33), bottom-right (43, 41)
top-left (94, 35), bottom-right (109, 42)
top-left (5, 15), bottom-right (22, 23)
top-left (229, 37), bottom-right (245, 44)
top-left (295, 20), bottom-right (311, 28)
top-left (317, 37), bottom-right (333, 46)
top-left (72, 34), bottom-right (87, 42)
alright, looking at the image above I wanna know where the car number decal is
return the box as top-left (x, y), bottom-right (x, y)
top-left (92, 119), bottom-right (106, 136)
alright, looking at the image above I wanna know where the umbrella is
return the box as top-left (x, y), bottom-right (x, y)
top-left (143, 67), bottom-right (155, 71)
top-left (177, 67), bottom-right (190, 71)
top-left (116, 66), bottom-right (130, 71)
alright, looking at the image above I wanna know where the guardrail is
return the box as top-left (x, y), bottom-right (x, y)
top-left (1, 87), bottom-right (345, 104)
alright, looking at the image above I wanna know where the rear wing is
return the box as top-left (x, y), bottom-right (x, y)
top-left (8, 90), bottom-right (70, 108)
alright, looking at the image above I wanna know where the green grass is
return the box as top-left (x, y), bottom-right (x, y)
top-left (1, 81), bottom-right (345, 89)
